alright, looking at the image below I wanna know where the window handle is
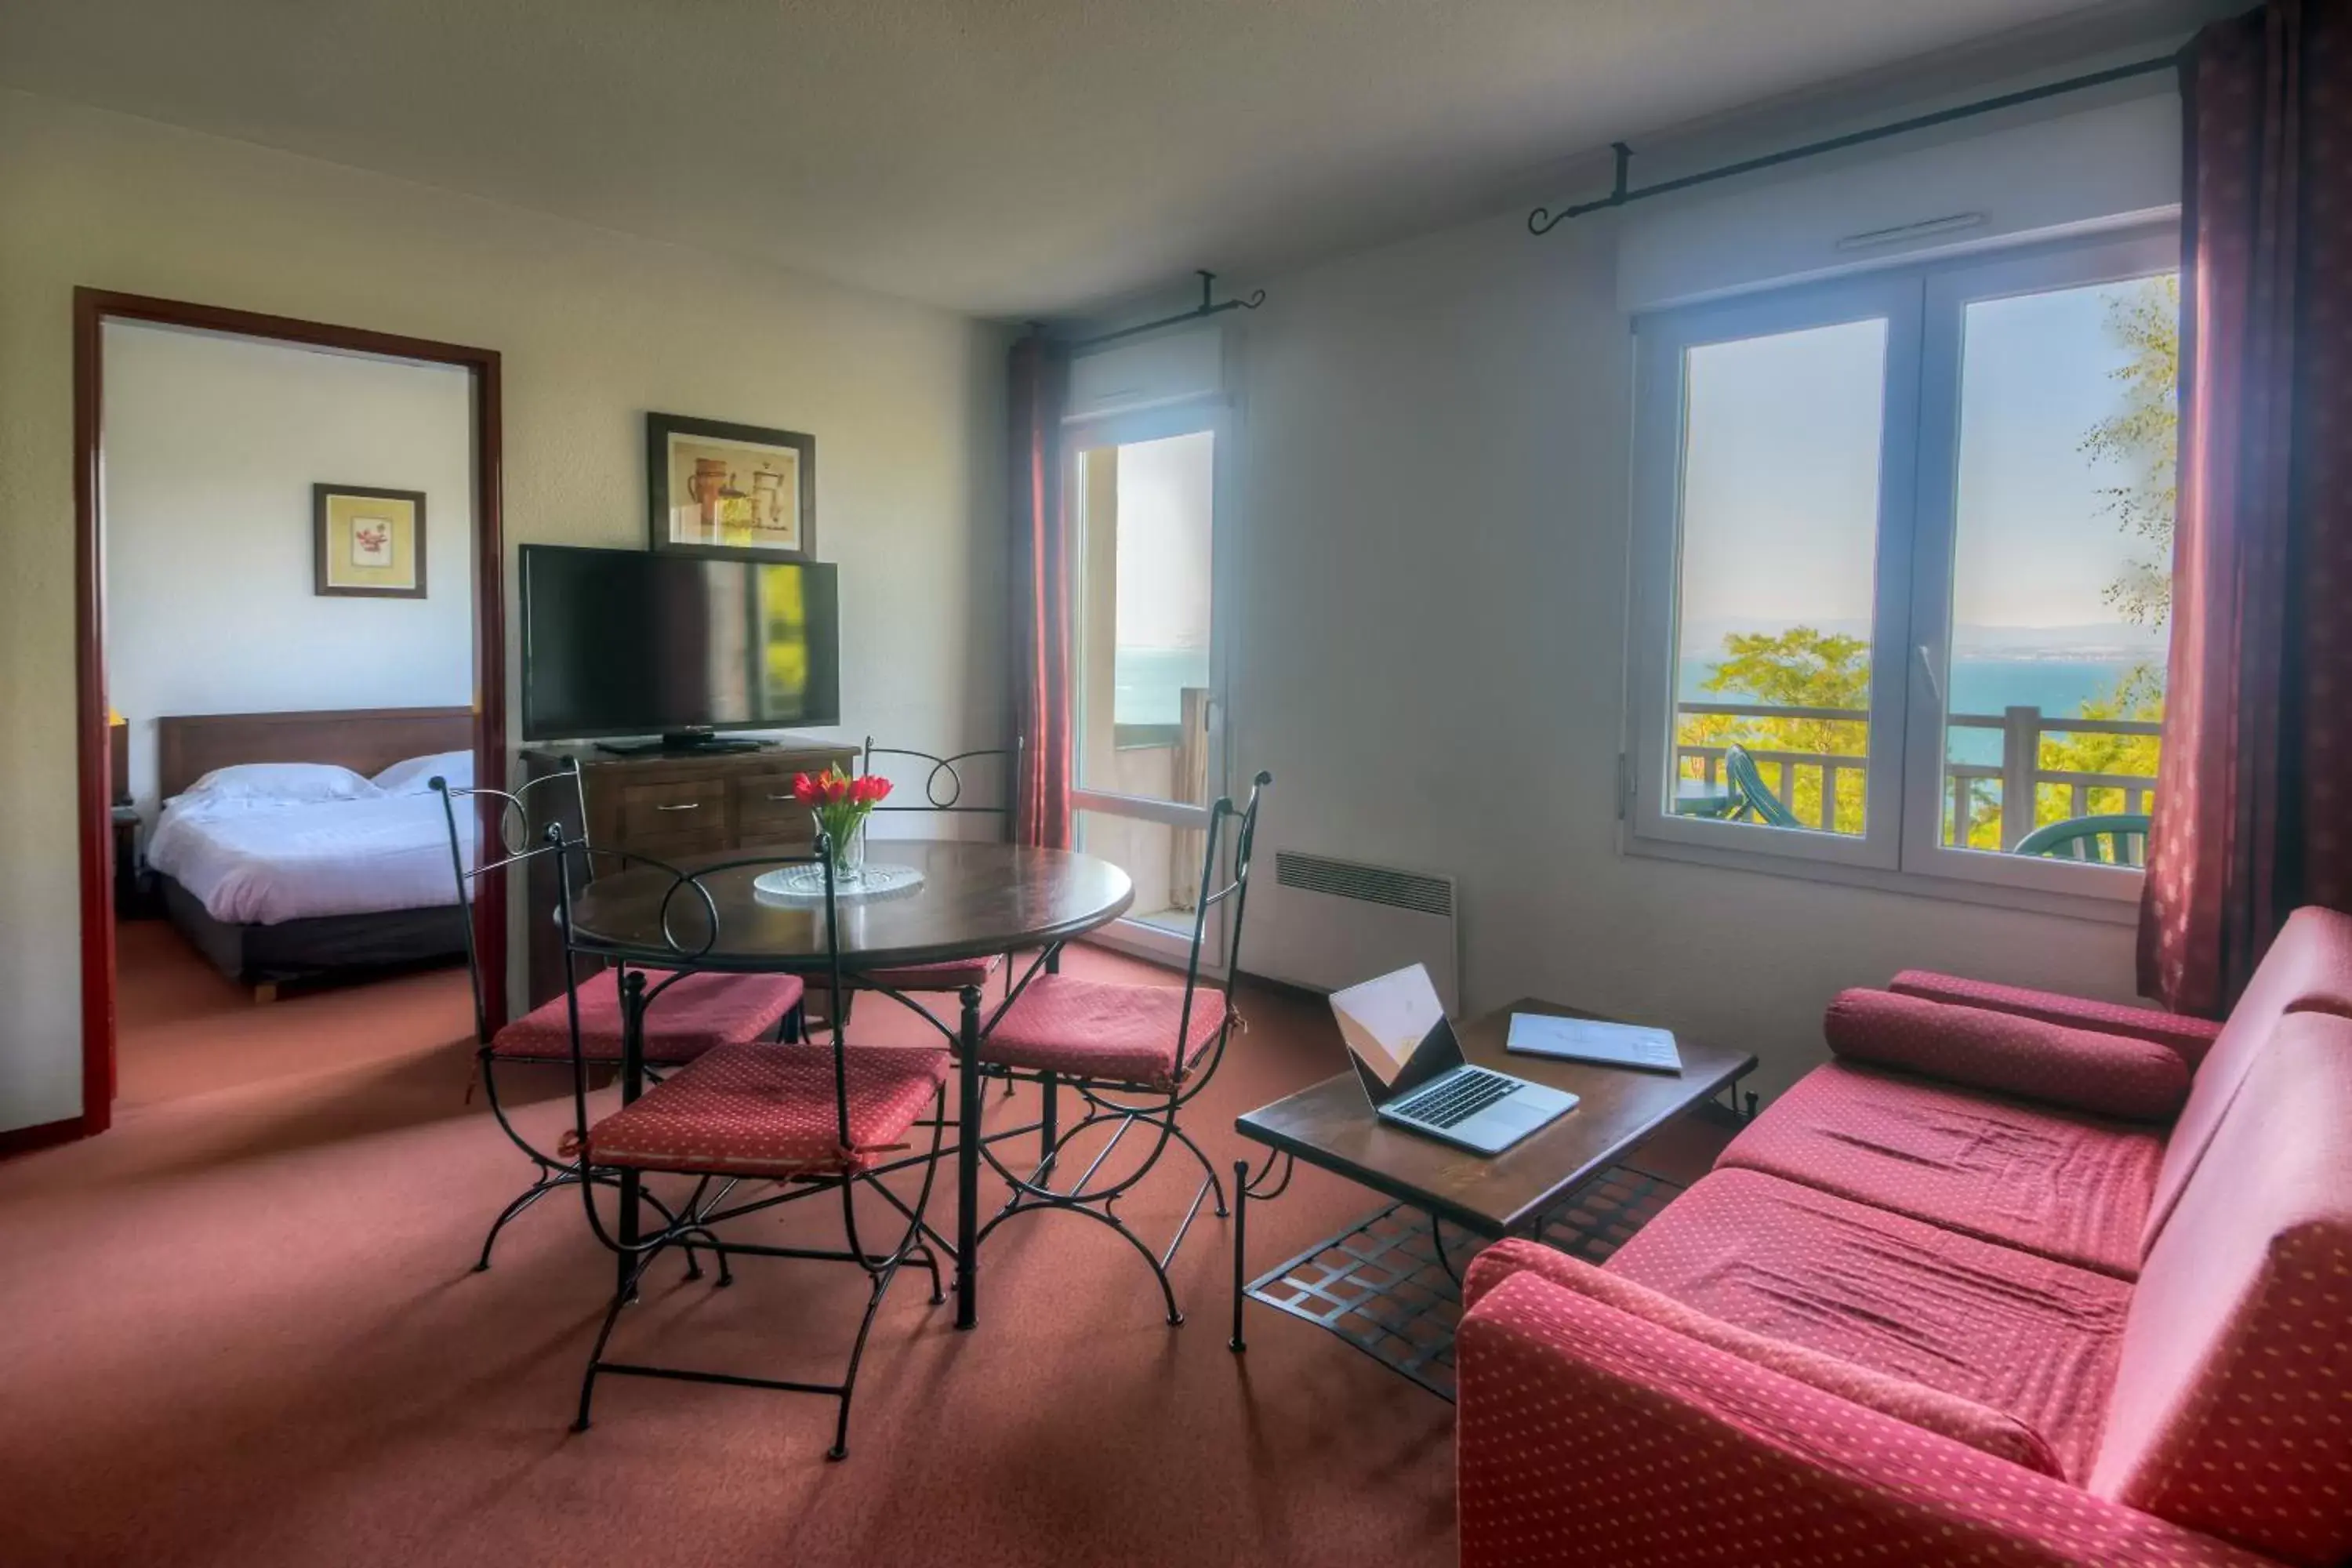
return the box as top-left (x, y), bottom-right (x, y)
top-left (1913, 644), bottom-right (1944, 707)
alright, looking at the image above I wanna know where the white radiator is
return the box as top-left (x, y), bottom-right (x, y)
top-left (1246, 851), bottom-right (1460, 1013)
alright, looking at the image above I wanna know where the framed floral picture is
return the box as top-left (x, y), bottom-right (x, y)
top-left (314, 485), bottom-right (426, 597)
top-left (647, 412), bottom-right (815, 561)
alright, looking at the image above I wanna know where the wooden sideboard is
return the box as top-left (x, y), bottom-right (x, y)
top-left (517, 737), bottom-right (858, 1007)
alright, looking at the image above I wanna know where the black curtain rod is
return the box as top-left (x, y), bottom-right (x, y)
top-left (1527, 52), bottom-right (2180, 236)
top-left (1069, 270), bottom-right (1265, 350)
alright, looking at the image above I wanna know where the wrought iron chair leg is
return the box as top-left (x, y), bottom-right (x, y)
top-left (474, 1171), bottom-right (565, 1272)
top-left (574, 1250), bottom-right (655, 1433)
top-left (1166, 1120), bottom-right (1230, 1218)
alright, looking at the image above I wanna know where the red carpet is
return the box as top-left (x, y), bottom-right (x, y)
top-left (2, 927), bottom-right (1475, 1568)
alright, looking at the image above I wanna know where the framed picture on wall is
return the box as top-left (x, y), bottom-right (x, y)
top-left (647, 412), bottom-right (815, 561)
top-left (314, 484), bottom-right (427, 597)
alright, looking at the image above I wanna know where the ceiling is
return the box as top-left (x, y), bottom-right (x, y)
top-left (0, 1), bottom-right (2193, 319)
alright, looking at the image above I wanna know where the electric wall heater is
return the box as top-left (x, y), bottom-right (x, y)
top-left (1247, 850), bottom-right (1461, 1014)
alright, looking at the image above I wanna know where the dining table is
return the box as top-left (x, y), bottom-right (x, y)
top-left (565, 837), bottom-right (1135, 1330)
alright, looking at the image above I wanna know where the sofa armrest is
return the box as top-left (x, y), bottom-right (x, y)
top-left (1889, 969), bottom-right (2225, 1065)
top-left (1827, 989), bottom-right (2189, 1121)
top-left (1457, 1272), bottom-right (2267, 1568)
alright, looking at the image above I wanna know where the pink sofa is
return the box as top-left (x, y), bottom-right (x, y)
top-left (1456, 907), bottom-right (2352, 1567)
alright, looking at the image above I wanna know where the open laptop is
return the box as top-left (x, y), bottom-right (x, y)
top-left (1329, 965), bottom-right (1577, 1156)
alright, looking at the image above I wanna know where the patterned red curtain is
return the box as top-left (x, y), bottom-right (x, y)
top-left (2140, 0), bottom-right (2352, 1013)
top-left (1008, 334), bottom-right (1073, 849)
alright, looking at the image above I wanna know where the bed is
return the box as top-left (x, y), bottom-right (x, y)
top-left (146, 708), bottom-right (481, 999)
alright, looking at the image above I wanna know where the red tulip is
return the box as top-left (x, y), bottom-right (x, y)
top-left (790, 773), bottom-right (818, 804)
top-left (867, 775), bottom-right (893, 803)
top-left (820, 770), bottom-right (849, 804)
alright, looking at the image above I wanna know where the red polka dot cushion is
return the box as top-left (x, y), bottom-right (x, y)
top-left (976, 975), bottom-right (1227, 1090)
top-left (2140, 906), bottom-right (2352, 1251)
top-left (581, 1040), bottom-right (948, 1178)
top-left (1464, 1239), bottom-right (2063, 1475)
top-left (1825, 988), bottom-right (2190, 1123)
top-left (2089, 1014), bottom-right (2352, 1567)
top-left (1716, 1060), bottom-right (2163, 1278)
top-left (490, 967), bottom-right (804, 1065)
top-left (1606, 1168), bottom-right (2128, 1483)
top-left (1889, 970), bottom-right (2226, 1065)
top-left (1457, 1269), bottom-right (2270, 1567)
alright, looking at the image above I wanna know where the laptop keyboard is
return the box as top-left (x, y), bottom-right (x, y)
top-left (1393, 1068), bottom-right (1519, 1129)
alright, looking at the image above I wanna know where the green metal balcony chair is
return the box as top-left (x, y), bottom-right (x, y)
top-left (2013, 811), bottom-right (2151, 867)
top-left (1723, 745), bottom-right (1804, 829)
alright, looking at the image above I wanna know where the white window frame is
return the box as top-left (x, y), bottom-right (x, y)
top-left (1624, 223), bottom-right (2178, 918)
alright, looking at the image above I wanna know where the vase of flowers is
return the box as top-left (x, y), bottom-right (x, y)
top-left (791, 765), bottom-right (892, 887)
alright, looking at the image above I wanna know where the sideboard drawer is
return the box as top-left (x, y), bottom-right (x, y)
top-left (617, 778), bottom-right (731, 846)
top-left (733, 772), bottom-right (816, 843)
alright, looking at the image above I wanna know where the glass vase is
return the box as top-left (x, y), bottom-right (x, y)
top-left (815, 812), bottom-right (867, 889)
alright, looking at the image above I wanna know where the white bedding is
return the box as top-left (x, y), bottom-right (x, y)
top-left (147, 791), bottom-right (477, 926)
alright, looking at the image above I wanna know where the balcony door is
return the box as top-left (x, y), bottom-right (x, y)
top-left (1066, 405), bottom-right (1229, 964)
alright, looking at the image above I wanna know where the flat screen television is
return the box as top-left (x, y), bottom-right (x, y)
top-left (521, 544), bottom-right (841, 750)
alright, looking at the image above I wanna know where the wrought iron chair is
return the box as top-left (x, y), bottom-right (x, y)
top-left (430, 768), bottom-right (806, 1271)
top-left (556, 834), bottom-right (950, 1461)
top-left (965, 771), bottom-right (1271, 1323)
top-left (2015, 811), bottom-right (2151, 867)
top-left (844, 736), bottom-right (1023, 1004)
top-left (1723, 744), bottom-right (1805, 829)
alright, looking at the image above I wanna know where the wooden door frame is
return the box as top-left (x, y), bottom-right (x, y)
top-left (67, 287), bottom-right (506, 1142)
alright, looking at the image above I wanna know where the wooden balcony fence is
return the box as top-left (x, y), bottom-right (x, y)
top-left (1674, 701), bottom-right (2160, 848)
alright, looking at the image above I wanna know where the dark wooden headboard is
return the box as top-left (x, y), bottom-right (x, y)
top-left (156, 707), bottom-right (476, 799)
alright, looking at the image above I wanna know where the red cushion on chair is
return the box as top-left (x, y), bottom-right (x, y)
top-left (582, 1040), bottom-right (949, 1178)
top-left (977, 975), bottom-right (1227, 1090)
top-left (1826, 988), bottom-right (2189, 1122)
top-left (855, 953), bottom-right (1004, 992)
top-left (491, 967), bottom-right (804, 1065)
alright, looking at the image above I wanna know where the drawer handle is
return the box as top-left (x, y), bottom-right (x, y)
top-left (655, 802), bottom-right (701, 813)
top-left (766, 793), bottom-right (800, 802)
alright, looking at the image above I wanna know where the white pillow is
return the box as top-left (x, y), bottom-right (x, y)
top-left (181, 761), bottom-right (382, 804)
top-left (372, 749), bottom-right (475, 796)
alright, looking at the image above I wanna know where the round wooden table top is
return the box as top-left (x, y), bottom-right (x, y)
top-left (566, 838), bottom-right (1135, 973)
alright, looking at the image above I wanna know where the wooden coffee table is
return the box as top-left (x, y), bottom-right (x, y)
top-left (1229, 996), bottom-right (1755, 1399)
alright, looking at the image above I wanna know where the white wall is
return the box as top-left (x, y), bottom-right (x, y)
top-left (1228, 136), bottom-right (2163, 1101)
top-left (0, 89), bottom-right (1007, 1133)
top-left (103, 322), bottom-right (477, 817)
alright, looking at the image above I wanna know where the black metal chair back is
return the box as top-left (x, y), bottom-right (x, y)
top-left (1174, 770), bottom-right (1272, 1062)
top-left (430, 762), bottom-right (588, 1047)
top-left (548, 833), bottom-right (851, 1163)
top-left (860, 735), bottom-right (1023, 840)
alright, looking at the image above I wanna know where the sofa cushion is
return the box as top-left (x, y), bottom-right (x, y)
top-left (1889, 970), bottom-right (2225, 1065)
top-left (2142, 906), bottom-right (2352, 1252)
top-left (1716, 1061), bottom-right (2163, 1277)
top-left (1465, 1239), bottom-right (2063, 1474)
top-left (2089, 1013), bottom-right (2352, 1567)
top-left (1826, 988), bottom-right (2188, 1122)
top-left (1607, 1168), bottom-right (2131, 1483)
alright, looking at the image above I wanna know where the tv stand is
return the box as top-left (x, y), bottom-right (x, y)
top-left (518, 737), bottom-right (858, 1006)
top-left (594, 729), bottom-right (768, 757)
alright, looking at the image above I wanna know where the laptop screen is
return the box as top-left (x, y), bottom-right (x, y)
top-left (1330, 965), bottom-right (1449, 1090)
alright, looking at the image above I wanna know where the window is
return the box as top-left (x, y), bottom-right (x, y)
top-left (1627, 228), bottom-right (2178, 906)
top-left (1066, 409), bottom-right (1227, 953)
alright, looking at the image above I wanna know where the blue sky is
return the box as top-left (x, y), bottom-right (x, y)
top-left (1678, 275), bottom-right (2174, 657)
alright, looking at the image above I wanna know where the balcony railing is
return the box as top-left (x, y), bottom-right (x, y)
top-left (1675, 701), bottom-right (2159, 848)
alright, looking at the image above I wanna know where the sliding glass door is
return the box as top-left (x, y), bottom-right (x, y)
top-left (1065, 405), bottom-right (1228, 964)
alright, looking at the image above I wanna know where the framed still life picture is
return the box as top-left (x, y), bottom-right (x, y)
top-left (314, 484), bottom-right (426, 597)
top-left (648, 412), bottom-right (815, 561)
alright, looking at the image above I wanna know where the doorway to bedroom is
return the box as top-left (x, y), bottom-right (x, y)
top-left (78, 294), bottom-right (504, 1127)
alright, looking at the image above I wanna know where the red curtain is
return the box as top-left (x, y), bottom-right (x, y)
top-left (1008, 334), bottom-right (1073, 849)
top-left (2140, 0), bottom-right (2352, 1013)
